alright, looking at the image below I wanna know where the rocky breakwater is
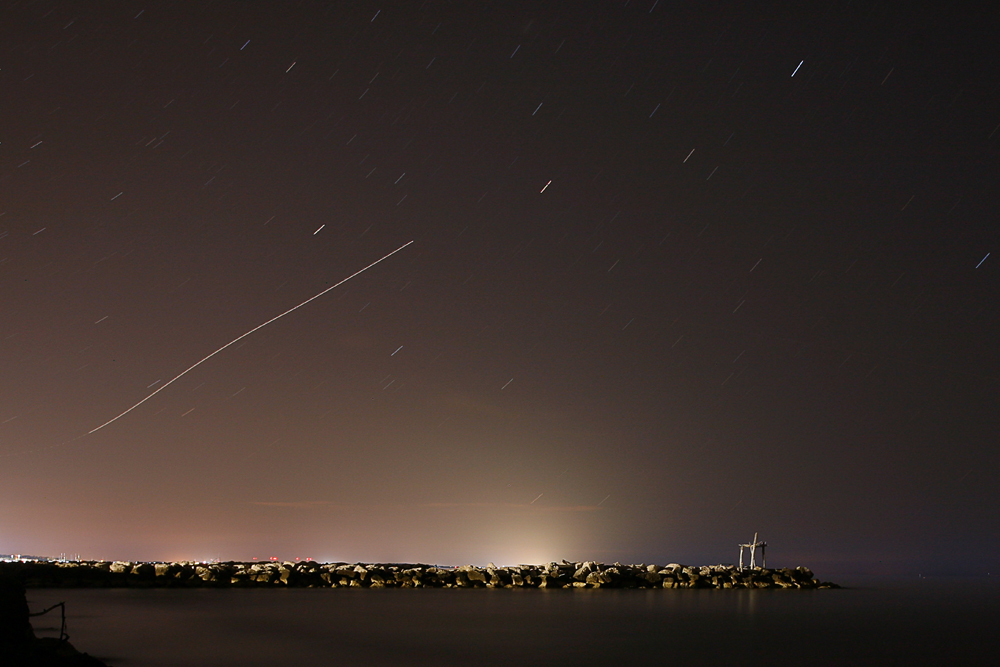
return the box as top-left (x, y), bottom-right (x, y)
top-left (2, 560), bottom-right (837, 590)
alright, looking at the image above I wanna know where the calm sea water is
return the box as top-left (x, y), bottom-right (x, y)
top-left (27, 578), bottom-right (998, 666)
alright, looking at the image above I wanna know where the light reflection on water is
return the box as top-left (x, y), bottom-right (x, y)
top-left (27, 580), bottom-right (998, 666)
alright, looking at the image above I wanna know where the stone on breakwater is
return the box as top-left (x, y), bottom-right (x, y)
top-left (0, 560), bottom-right (838, 591)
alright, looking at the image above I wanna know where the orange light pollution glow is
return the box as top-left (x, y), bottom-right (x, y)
top-left (1, 1), bottom-right (997, 577)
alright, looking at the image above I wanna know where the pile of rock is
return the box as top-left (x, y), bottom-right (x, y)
top-left (1, 560), bottom-right (837, 590)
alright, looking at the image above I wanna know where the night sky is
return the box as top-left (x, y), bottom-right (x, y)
top-left (2, 1), bottom-right (997, 575)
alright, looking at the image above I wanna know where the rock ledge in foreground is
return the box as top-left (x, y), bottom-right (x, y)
top-left (1, 574), bottom-right (109, 666)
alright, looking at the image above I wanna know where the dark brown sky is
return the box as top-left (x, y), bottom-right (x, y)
top-left (2, 1), bottom-right (997, 574)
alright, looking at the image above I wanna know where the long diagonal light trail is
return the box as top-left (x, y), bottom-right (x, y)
top-left (88, 241), bottom-right (414, 434)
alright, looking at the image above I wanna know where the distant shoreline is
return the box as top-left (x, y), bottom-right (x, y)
top-left (1, 559), bottom-right (838, 590)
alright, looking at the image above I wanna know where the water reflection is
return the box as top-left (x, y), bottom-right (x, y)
top-left (26, 582), bottom-right (998, 667)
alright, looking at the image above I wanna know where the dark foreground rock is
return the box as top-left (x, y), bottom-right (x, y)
top-left (0, 574), bottom-right (108, 666)
top-left (2, 560), bottom-right (838, 590)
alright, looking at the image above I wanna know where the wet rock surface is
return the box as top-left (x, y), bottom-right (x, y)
top-left (0, 574), bottom-right (109, 666)
top-left (1, 560), bottom-right (838, 590)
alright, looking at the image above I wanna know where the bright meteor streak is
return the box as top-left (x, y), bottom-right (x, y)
top-left (89, 241), bottom-right (414, 434)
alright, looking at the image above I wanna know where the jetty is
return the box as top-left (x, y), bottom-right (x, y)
top-left (1, 559), bottom-right (837, 590)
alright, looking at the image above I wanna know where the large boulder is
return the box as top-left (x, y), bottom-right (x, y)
top-left (640, 570), bottom-right (662, 585)
top-left (108, 561), bottom-right (131, 574)
top-left (585, 571), bottom-right (613, 587)
top-left (465, 568), bottom-right (487, 583)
